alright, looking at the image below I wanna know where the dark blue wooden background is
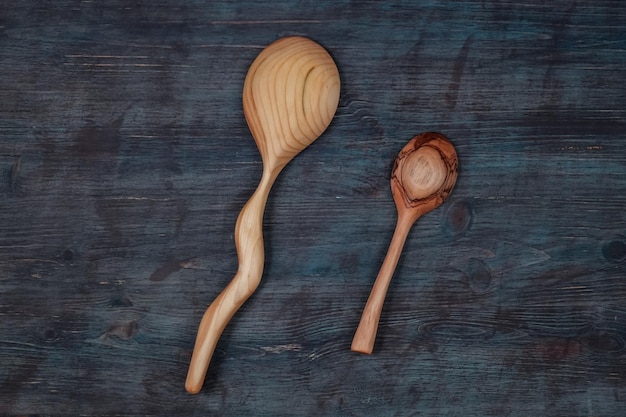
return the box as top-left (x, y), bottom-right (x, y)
top-left (1, 1), bottom-right (625, 415)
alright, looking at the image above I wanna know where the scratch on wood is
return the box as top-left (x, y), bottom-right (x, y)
top-left (560, 145), bottom-right (604, 151)
top-left (90, 320), bottom-right (140, 345)
top-left (210, 20), bottom-right (322, 25)
top-left (98, 279), bottom-right (126, 285)
top-left (9, 156), bottom-right (20, 192)
top-left (445, 36), bottom-right (473, 109)
top-left (108, 196), bottom-right (174, 202)
top-left (65, 63), bottom-right (192, 68)
top-left (65, 54), bottom-right (150, 58)
top-left (179, 258), bottom-right (203, 269)
top-left (260, 343), bottom-right (302, 354)
top-left (149, 257), bottom-right (196, 281)
top-left (106, 320), bottom-right (139, 340)
top-left (12, 258), bottom-right (65, 266)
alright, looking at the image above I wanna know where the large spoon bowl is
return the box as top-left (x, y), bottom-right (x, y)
top-left (244, 36), bottom-right (341, 172)
top-left (351, 132), bottom-right (458, 355)
top-left (186, 36), bottom-right (340, 394)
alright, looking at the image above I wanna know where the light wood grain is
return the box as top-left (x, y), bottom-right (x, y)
top-left (352, 132), bottom-right (458, 354)
top-left (185, 36), bottom-right (340, 394)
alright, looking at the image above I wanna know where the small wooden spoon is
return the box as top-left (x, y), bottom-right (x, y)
top-left (351, 132), bottom-right (458, 354)
top-left (185, 36), bottom-right (340, 394)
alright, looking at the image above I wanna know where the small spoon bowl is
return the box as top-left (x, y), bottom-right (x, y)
top-left (186, 36), bottom-right (340, 394)
top-left (351, 132), bottom-right (458, 354)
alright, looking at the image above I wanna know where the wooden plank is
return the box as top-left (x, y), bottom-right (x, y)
top-left (1, 0), bottom-right (626, 415)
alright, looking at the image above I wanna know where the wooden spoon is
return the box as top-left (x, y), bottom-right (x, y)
top-left (185, 36), bottom-right (340, 394)
top-left (351, 132), bottom-right (458, 354)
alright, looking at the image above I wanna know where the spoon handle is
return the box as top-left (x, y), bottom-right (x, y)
top-left (351, 212), bottom-right (415, 354)
top-left (185, 172), bottom-right (275, 394)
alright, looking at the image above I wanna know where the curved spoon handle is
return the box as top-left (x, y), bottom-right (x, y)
top-left (185, 172), bottom-right (275, 394)
top-left (351, 212), bottom-right (416, 354)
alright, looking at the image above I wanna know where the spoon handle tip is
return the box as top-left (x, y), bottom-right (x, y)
top-left (351, 318), bottom-right (377, 354)
top-left (185, 273), bottom-right (250, 394)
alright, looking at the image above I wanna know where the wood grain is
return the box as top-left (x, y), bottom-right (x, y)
top-left (1, 0), bottom-right (626, 415)
top-left (352, 133), bottom-right (458, 354)
top-left (185, 36), bottom-right (340, 394)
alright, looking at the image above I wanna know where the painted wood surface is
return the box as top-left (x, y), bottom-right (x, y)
top-left (1, 1), bottom-right (625, 415)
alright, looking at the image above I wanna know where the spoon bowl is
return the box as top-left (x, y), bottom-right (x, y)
top-left (243, 36), bottom-right (341, 171)
top-left (351, 132), bottom-right (458, 354)
top-left (186, 36), bottom-right (340, 394)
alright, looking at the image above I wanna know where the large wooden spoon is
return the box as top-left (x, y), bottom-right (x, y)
top-left (351, 132), bottom-right (458, 354)
top-left (185, 36), bottom-right (340, 394)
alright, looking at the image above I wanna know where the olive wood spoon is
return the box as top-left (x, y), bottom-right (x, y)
top-left (186, 36), bottom-right (340, 394)
top-left (351, 132), bottom-right (458, 354)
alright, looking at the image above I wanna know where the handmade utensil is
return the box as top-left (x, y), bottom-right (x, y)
top-left (185, 36), bottom-right (340, 394)
top-left (351, 132), bottom-right (458, 354)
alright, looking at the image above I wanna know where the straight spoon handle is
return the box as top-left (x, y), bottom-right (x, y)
top-left (351, 212), bottom-right (415, 354)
